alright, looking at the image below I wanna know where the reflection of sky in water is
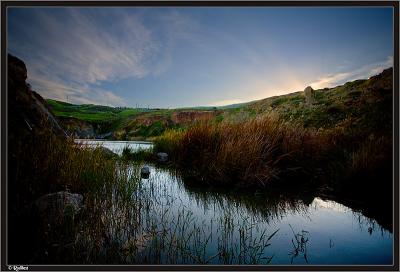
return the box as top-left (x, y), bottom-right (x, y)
top-left (74, 139), bottom-right (153, 155)
top-left (147, 166), bottom-right (392, 264)
top-left (88, 141), bottom-right (393, 265)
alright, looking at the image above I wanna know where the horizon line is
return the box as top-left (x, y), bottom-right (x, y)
top-left (43, 66), bottom-right (393, 110)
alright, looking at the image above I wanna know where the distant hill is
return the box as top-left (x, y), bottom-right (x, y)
top-left (46, 67), bottom-right (393, 140)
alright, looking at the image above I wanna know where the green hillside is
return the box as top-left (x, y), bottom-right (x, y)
top-left (46, 67), bottom-right (393, 140)
top-left (46, 99), bottom-right (150, 122)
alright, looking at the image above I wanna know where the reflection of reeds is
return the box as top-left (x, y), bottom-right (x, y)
top-left (179, 179), bottom-right (312, 225)
top-left (13, 124), bottom-right (390, 264)
top-left (288, 224), bottom-right (309, 264)
top-left (68, 163), bottom-right (283, 264)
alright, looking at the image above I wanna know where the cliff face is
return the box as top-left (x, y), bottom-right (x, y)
top-left (171, 111), bottom-right (216, 124)
top-left (8, 54), bottom-right (67, 139)
top-left (8, 54), bottom-right (69, 215)
top-left (57, 117), bottom-right (96, 138)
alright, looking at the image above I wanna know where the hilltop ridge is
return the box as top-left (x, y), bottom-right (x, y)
top-left (46, 67), bottom-right (393, 140)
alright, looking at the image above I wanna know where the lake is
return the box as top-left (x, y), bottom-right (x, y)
top-left (76, 139), bottom-right (393, 265)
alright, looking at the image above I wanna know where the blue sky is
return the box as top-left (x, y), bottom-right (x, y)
top-left (8, 7), bottom-right (393, 108)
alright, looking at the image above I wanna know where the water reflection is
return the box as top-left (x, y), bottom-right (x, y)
top-left (80, 140), bottom-right (393, 265)
top-left (288, 224), bottom-right (309, 264)
top-left (75, 139), bottom-right (152, 155)
top-left (118, 163), bottom-right (392, 264)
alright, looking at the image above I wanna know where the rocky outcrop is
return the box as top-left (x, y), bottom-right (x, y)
top-left (366, 67), bottom-right (393, 91)
top-left (96, 132), bottom-right (113, 139)
top-left (57, 117), bottom-right (116, 139)
top-left (8, 54), bottom-right (67, 138)
top-left (304, 86), bottom-right (315, 105)
top-left (57, 117), bottom-right (95, 138)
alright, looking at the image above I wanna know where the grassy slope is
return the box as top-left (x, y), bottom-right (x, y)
top-left (46, 99), bottom-right (149, 122)
top-left (154, 68), bottom-right (393, 187)
top-left (47, 68), bottom-right (392, 139)
top-left (151, 68), bottom-right (393, 230)
top-left (47, 100), bottom-right (221, 139)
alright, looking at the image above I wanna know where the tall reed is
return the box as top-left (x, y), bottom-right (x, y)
top-left (155, 109), bottom-right (393, 191)
top-left (154, 114), bottom-right (330, 188)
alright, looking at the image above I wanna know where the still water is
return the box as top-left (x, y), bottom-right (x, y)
top-left (76, 139), bottom-right (393, 265)
top-left (75, 139), bottom-right (152, 155)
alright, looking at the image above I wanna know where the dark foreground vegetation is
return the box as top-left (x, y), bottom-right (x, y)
top-left (8, 54), bottom-right (142, 263)
top-left (7, 54), bottom-right (394, 264)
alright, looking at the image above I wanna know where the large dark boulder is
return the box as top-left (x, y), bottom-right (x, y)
top-left (8, 54), bottom-right (67, 139)
top-left (34, 191), bottom-right (84, 221)
top-left (8, 55), bottom-right (70, 263)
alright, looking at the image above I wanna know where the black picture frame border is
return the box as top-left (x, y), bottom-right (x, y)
top-left (1, 1), bottom-right (399, 271)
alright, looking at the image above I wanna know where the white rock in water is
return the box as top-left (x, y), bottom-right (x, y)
top-left (157, 152), bottom-right (168, 162)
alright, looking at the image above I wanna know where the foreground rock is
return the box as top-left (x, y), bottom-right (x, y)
top-left (157, 152), bottom-right (169, 163)
top-left (34, 191), bottom-right (84, 220)
top-left (8, 54), bottom-right (67, 138)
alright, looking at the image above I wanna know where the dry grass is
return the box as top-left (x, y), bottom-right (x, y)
top-left (154, 114), bottom-right (334, 188)
top-left (9, 120), bottom-right (134, 263)
top-left (154, 111), bottom-right (392, 189)
top-left (350, 135), bottom-right (392, 180)
top-left (10, 126), bottom-right (117, 204)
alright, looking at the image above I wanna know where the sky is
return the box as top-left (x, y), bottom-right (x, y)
top-left (8, 7), bottom-right (393, 108)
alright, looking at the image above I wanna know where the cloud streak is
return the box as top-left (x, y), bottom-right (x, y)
top-left (25, 9), bottom-right (157, 84)
top-left (309, 56), bottom-right (393, 89)
top-left (208, 99), bottom-right (245, 107)
top-left (8, 8), bottom-right (393, 108)
top-left (9, 8), bottom-right (194, 106)
top-left (28, 76), bottom-right (126, 106)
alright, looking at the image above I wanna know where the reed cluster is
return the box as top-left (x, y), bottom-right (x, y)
top-left (154, 115), bottom-right (329, 188)
top-left (154, 113), bottom-right (392, 189)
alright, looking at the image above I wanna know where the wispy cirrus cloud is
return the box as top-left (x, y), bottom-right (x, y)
top-left (8, 8), bottom-right (393, 108)
top-left (8, 8), bottom-right (194, 106)
top-left (12, 10), bottom-right (156, 78)
top-left (28, 76), bottom-right (126, 106)
top-left (309, 56), bottom-right (393, 89)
